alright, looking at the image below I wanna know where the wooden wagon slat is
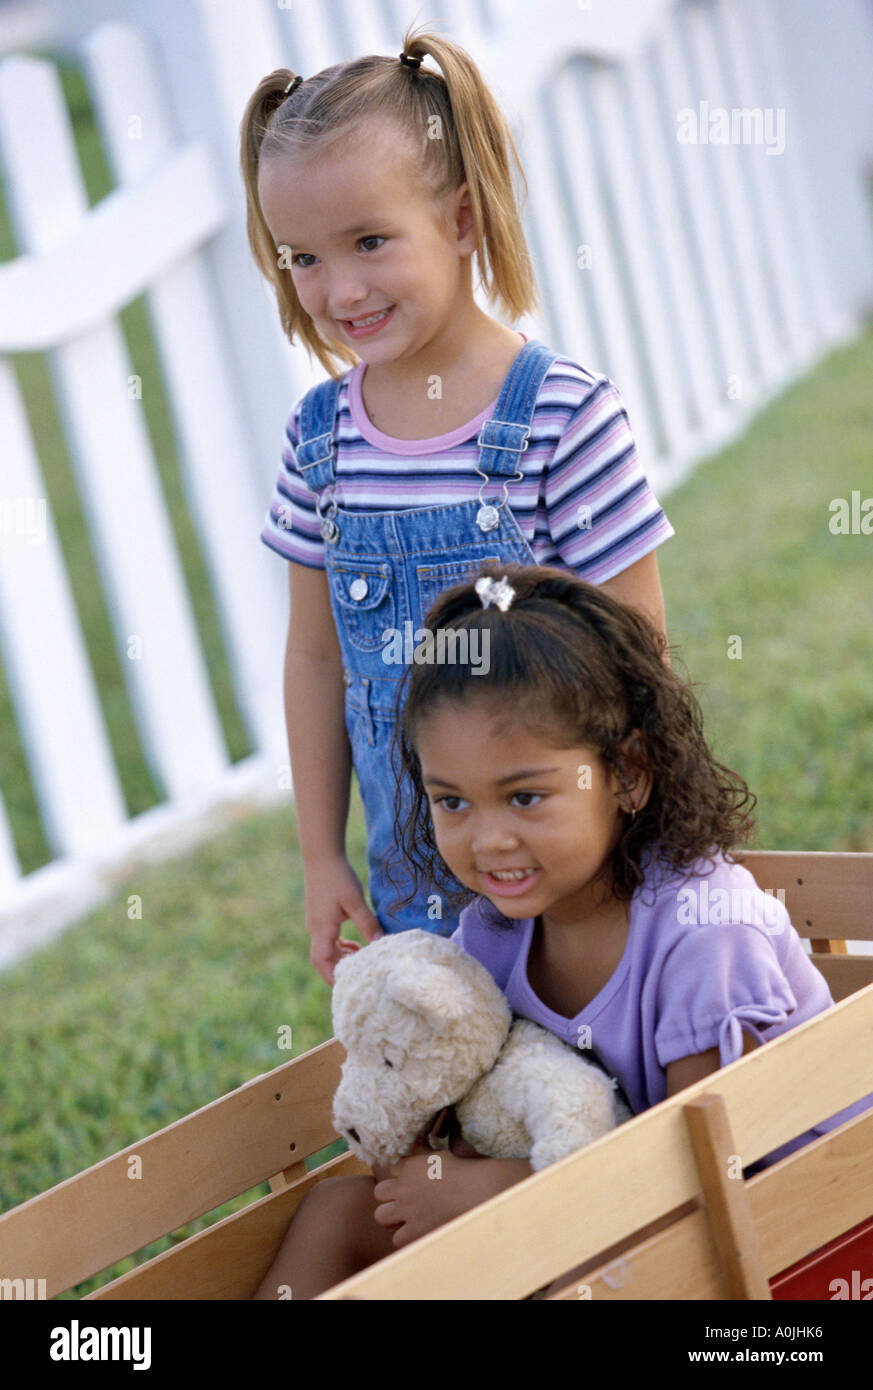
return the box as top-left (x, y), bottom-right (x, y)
top-left (810, 954), bottom-right (873, 1001)
top-left (548, 1105), bottom-right (873, 1300)
top-left (3, 855), bottom-right (871, 1299)
top-left (548, 1202), bottom-right (727, 1301)
top-left (87, 1150), bottom-right (370, 1301)
top-left (0, 1038), bottom-right (345, 1297)
top-left (89, 1096), bottom-right (873, 1304)
top-left (736, 851), bottom-right (873, 941)
top-left (319, 984), bottom-right (873, 1299)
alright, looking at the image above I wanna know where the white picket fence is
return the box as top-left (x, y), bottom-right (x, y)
top-left (0, 21), bottom-right (292, 966)
top-left (1, 0), bottom-right (872, 968)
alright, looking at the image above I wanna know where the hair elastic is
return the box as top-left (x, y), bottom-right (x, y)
top-left (399, 52), bottom-right (422, 69)
top-left (284, 74), bottom-right (303, 96)
top-left (475, 575), bottom-right (515, 612)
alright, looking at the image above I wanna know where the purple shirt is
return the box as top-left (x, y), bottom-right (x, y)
top-left (452, 847), bottom-right (873, 1170)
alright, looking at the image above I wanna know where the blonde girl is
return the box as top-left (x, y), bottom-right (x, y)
top-left (240, 25), bottom-right (674, 982)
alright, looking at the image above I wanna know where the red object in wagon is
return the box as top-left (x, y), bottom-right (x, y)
top-left (770, 1213), bottom-right (873, 1299)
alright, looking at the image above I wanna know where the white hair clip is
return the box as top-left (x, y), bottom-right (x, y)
top-left (475, 574), bottom-right (515, 612)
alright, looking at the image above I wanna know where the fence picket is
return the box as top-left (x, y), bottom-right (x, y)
top-left (550, 60), bottom-right (659, 470)
top-left (588, 57), bottom-right (695, 466)
top-left (0, 53), bottom-right (229, 804)
top-left (0, 359), bottom-right (126, 855)
top-left (741, 0), bottom-right (852, 345)
top-left (0, 143), bottom-right (225, 353)
top-left (683, 0), bottom-right (786, 386)
top-left (621, 40), bottom-right (726, 457)
top-left (0, 787), bottom-right (20, 895)
top-left (713, 0), bottom-right (816, 370)
top-left (653, 15), bottom-right (753, 406)
top-left (82, 21), bottom-right (287, 760)
top-left (512, 81), bottom-right (601, 358)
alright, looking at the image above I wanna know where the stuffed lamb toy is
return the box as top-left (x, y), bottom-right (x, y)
top-left (331, 930), bottom-right (632, 1172)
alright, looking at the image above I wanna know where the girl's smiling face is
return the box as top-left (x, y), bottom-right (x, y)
top-left (257, 120), bottom-right (477, 362)
top-left (416, 698), bottom-right (641, 929)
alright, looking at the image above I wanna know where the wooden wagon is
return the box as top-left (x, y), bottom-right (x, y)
top-left (2, 851), bottom-right (872, 1302)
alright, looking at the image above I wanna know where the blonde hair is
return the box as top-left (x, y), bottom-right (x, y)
top-left (239, 22), bottom-right (539, 378)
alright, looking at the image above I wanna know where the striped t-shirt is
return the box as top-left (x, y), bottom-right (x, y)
top-left (260, 341), bottom-right (674, 583)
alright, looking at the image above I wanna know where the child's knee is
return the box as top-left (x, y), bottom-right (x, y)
top-left (304, 1173), bottom-right (376, 1218)
top-left (302, 1173), bottom-right (394, 1266)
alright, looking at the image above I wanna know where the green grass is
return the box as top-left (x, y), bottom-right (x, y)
top-left (658, 328), bottom-right (873, 850)
top-left (1, 54), bottom-right (872, 1298)
top-left (0, 794), bottom-right (370, 1297)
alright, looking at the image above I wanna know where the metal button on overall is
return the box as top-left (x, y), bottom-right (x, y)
top-left (327, 561), bottom-right (395, 653)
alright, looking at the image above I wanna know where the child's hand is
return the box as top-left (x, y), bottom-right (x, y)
top-left (304, 855), bottom-right (383, 985)
top-left (372, 1149), bottom-right (533, 1248)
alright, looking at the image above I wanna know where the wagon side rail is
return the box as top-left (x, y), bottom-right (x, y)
top-left (51, 978), bottom-right (873, 1302)
top-left (0, 1037), bottom-right (351, 1299)
top-left (546, 1102), bottom-right (873, 1300)
top-left (735, 851), bottom-right (873, 989)
top-left (1, 850), bottom-right (871, 1300)
top-left (319, 980), bottom-right (873, 1299)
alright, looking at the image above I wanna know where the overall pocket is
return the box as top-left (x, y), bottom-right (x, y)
top-left (416, 555), bottom-right (501, 622)
top-left (327, 559), bottom-right (396, 653)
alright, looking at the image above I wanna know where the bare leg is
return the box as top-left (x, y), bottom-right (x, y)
top-left (252, 1176), bottom-right (397, 1300)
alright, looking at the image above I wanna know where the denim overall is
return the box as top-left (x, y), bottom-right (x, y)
top-left (294, 339), bottom-right (558, 935)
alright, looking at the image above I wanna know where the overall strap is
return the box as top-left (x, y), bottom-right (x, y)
top-left (476, 340), bottom-right (558, 479)
top-left (294, 375), bottom-right (344, 494)
top-left (294, 339), bottom-right (558, 496)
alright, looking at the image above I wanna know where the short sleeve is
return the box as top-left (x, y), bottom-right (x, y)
top-left (450, 905), bottom-right (473, 952)
top-left (259, 400), bottom-right (327, 569)
top-left (654, 924), bottom-right (798, 1069)
top-left (451, 897), bottom-right (521, 993)
top-left (543, 375), bottom-right (674, 584)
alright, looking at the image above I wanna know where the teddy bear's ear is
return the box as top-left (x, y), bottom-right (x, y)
top-left (387, 961), bottom-right (476, 1029)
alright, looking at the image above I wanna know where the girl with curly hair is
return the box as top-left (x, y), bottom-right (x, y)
top-left (254, 562), bottom-right (872, 1298)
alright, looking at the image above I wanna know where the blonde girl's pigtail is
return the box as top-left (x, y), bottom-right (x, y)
top-left (238, 70), bottom-right (357, 378)
top-left (399, 25), bottom-right (539, 322)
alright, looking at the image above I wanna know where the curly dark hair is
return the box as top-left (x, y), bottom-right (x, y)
top-left (383, 560), bottom-right (757, 919)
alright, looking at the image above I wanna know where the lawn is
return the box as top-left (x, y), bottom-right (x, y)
top-left (1, 59), bottom-right (871, 1298)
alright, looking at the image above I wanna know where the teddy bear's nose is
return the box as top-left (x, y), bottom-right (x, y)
top-left (347, 1127), bottom-right (360, 1143)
